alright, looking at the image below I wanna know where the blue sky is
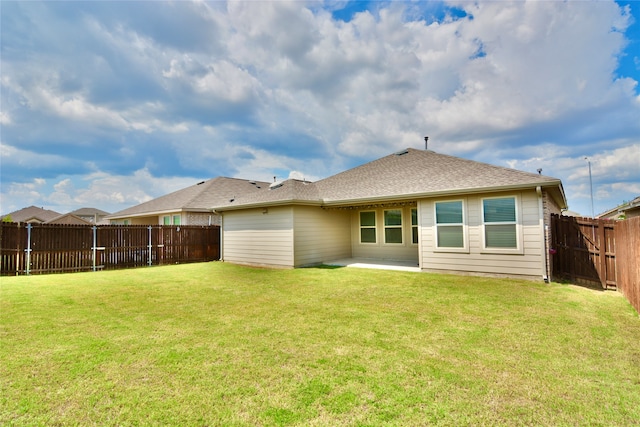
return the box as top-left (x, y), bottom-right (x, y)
top-left (1, 0), bottom-right (639, 217)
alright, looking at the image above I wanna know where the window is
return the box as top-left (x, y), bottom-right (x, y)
top-left (411, 208), bottom-right (418, 244)
top-left (163, 216), bottom-right (171, 225)
top-left (173, 215), bottom-right (181, 225)
top-left (483, 197), bottom-right (517, 249)
top-left (360, 211), bottom-right (376, 243)
top-left (384, 209), bottom-right (403, 244)
top-left (435, 201), bottom-right (464, 248)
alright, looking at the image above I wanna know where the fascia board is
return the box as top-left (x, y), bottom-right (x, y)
top-left (321, 182), bottom-right (564, 208)
top-left (106, 208), bottom-right (209, 219)
top-left (213, 199), bottom-right (322, 212)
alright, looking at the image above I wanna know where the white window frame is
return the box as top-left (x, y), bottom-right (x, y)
top-left (172, 214), bottom-right (181, 225)
top-left (359, 211), bottom-right (377, 244)
top-left (411, 208), bottom-right (419, 245)
top-left (481, 195), bottom-right (523, 254)
top-left (383, 209), bottom-right (403, 245)
top-left (162, 215), bottom-right (171, 225)
top-left (434, 199), bottom-right (468, 253)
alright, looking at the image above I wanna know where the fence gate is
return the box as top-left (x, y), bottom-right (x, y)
top-left (550, 214), bottom-right (616, 290)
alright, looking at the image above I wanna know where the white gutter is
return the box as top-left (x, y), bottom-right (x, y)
top-left (321, 181), bottom-right (563, 208)
top-left (213, 199), bottom-right (323, 212)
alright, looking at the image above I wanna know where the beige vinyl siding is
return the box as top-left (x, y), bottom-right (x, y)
top-left (130, 217), bottom-right (156, 225)
top-left (351, 206), bottom-right (419, 263)
top-left (293, 206), bottom-right (352, 267)
top-left (222, 207), bottom-right (295, 268)
top-left (420, 191), bottom-right (545, 279)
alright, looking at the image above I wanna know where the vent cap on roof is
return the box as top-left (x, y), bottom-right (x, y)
top-left (269, 181), bottom-right (284, 190)
top-left (395, 149), bottom-right (409, 156)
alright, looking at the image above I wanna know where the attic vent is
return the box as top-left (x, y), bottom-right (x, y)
top-left (269, 181), bottom-right (284, 190)
top-left (395, 149), bottom-right (409, 156)
top-left (197, 181), bottom-right (205, 185)
top-left (249, 181), bottom-right (256, 185)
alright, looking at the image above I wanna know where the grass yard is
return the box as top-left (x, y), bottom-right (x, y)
top-left (1, 262), bottom-right (639, 426)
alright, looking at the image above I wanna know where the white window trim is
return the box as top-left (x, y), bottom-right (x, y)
top-left (411, 208), bottom-right (419, 246)
top-left (383, 209), bottom-right (404, 245)
top-left (359, 210), bottom-right (377, 244)
top-left (434, 199), bottom-right (469, 253)
top-left (480, 195), bottom-right (524, 255)
top-left (172, 214), bottom-right (181, 225)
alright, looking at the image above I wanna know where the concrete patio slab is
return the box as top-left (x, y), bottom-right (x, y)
top-left (325, 258), bottom-right (421, 273)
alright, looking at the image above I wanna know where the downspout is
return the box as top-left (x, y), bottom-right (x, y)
top-left (536, 186), bottom-right (549, 282)
top-left (213, 210), bottom-right (223, 261)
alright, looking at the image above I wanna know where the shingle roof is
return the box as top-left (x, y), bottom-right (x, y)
top-left (108, 149), bottom-right (567, 216)
top-left (215, 179), bottom-right (322, 210)
top-left (69, 207), bottom-right (111, 216)
top-left (315, 148), bottom-right (562, 203)
top-left (1, 206), bottom-right (62, 223)
top-left (107, 177), bottom-right (271, 218)
top-left (597, 195), bottom-right (640, 218)
top-left (217, 148), bottom-right (566, 210)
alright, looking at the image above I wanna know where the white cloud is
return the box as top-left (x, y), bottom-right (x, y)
top-left (1, 0), bottom-right (639, 219)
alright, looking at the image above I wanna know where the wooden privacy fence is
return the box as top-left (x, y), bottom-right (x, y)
top-left (615, 217), bottom-right (640, 314)
top-left (0, 223), bottom-right (220, 276)
top-left (550, 215), bottom-right (617, 290)
top-left (551, 214), bottom-right (640, 314)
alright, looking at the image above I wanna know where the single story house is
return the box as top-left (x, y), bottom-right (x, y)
top-left (68, 207), bottom-right (111, 224)
top-left (1, 206), bottom-right (62, 223)
top-left (105, 177), bottom-right (271, 226)
top-left (46, 213), bottom-right (93, 225)
top-left (597, 196), bottom-right (640, 220)
top-left (213, 148), bottom-right (567, 281)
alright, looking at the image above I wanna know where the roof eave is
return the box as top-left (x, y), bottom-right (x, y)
top-left (321, 181), bottom-right (565, 208)
top-left (106, 208), bottom-right (211, 220)
top-left (213, 199), bottom-right (323, 212)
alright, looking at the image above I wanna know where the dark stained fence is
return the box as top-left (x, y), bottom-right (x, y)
top-left (551, 215), bottom-right (617, 290)
top-left (0, 223), bottom-right (220, 276)
top-left (0, 222), bottom-right (23, 274)
top-left (615, 217), bottom-right (640, 314)
top-left (30, 224), bottom-right (94, 273)
top-left (551, 214), bottom-right (640, 314)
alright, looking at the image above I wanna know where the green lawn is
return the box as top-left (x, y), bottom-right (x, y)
top-left (1, 262), bottom-right (639, 426)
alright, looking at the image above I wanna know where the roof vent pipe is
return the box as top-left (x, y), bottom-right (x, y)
top-left (424, 136), bottom-right (429, 150)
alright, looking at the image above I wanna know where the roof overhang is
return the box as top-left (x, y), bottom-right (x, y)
top-left (213, 199), bottom-right (323, 212)
top-left (105, 208), bottom-right (211, 220)
top-left (213, 181), bottom-right (567, 212)
top-left (321, 181), bottom-right (567, 209)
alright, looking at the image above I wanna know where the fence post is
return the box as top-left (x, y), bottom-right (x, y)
top-left (92, 225), bottom-right (97, 272)
top-left (148, 226), bottom-right (153, 267)
top-left (25, 223), bottom-right (32, 275)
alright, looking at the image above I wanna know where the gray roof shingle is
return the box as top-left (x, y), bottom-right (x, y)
top-left (107, 177), bottom-right (271, 218)
top-left (107, 149), bottom-right (566, 216)
top-left (217, 148), bottom-right (565, 209)
top-left (1, 206), bottom-right (62, 223)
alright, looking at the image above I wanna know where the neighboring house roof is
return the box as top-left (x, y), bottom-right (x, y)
top-left (106, 177), bottom-right (272, 219)
top-left (561, 210), bottom-right (583, 217)
top-left (46, 213), bottom-right (93, 225)
top-left (1, 205), bottom-right (62, 223)
top-left (597, 196), bottom-right (640, 219)
top-left (216, 148), bottom-right (567, 210)
top-left (69, 207), bottom-right (111, 217)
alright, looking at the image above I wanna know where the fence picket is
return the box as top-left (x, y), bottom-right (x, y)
top-left (0, 223), bottom-right (220, 276)
top-left (551, 214), bottom-right (639, 314)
